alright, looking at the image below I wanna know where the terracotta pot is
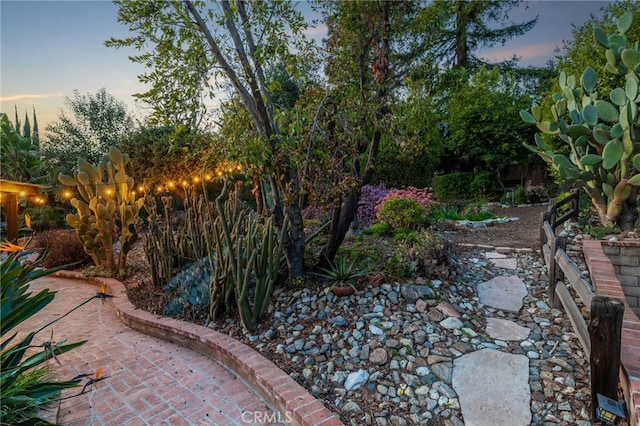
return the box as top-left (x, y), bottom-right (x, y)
top-left (331, 284), bottom-right (354, 296)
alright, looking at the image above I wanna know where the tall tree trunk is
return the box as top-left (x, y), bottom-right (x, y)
top-left (280, 170), bottom-right (306, 280)
top-left (323, 190), bottom-right (359, 264)
top-left (455, 0), bottom-right (469, 68)
top-left (252, 172), bottom-right (264, 216)
top-left (186, 0), bottom-right (306, 281)
top-left (321, 1), bottom-right (389, 264)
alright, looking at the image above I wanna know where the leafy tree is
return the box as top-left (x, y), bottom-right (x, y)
top-left (108, 0), bottom-right (315, 280)
top-left (343, 0), bottom-right (541, 194)
top-left (375, 92), bottom-right (444, 188)
top-left (267, 62), bottom-right (300, 110)
top-left (116, 125), bottom-right (210, 190)
top-left (445, 66), bottom-right (539, 187)
top-left (310, 0), bottom-right (407, 262)
top-left (41, 88), bottom-right (134, 179)
top-left (0, 113), bottom-right (41, 182)
top-left (554, 0), bottom-right (640, 98)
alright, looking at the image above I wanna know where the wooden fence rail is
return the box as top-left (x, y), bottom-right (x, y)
top-left (539, 188), bottom-right (625, 421)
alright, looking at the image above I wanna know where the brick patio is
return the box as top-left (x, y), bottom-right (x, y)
top-left (14, 273), bottom-right (342, 426)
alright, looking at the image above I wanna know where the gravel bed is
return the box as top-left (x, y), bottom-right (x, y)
top-left (206, 242), bottom-right (594, 426)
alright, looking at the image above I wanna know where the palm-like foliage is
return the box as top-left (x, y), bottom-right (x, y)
top-left (1, 252), bottom-right (86, 425)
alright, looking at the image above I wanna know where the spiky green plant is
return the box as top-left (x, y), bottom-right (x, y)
top-left (1, 252), bottom-right (87, 425)
top-left (208, 179), bottom-right (287, 331)
top-left (315, 255), bottom-right (368, 295)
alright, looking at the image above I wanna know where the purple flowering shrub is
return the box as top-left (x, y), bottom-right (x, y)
top-left (357, 184), bottom-right (388, 227)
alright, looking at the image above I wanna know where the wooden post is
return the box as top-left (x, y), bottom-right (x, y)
top-left (548, 197), bottom-right (557, 232)
top-left (589, 296), bottom-right (624, 420)
top-left (540, 211), bottom-right (549, 261)
top-left (6, 193), bottom-right (18, 242)
top-left (548, 233), bottom-right (559, 308)
top-left (570, 188), bottom-right (579, 222)
top-left (556, 235), bottom-right (566, 284)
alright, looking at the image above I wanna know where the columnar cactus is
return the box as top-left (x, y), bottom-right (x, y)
top-left (521, 11), bottom-right (640, 230)
top-left (208, 179), bottom-right (287, 331)
top-left (59, 147), bottom-right (143, 277)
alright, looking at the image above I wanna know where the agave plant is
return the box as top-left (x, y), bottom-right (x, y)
top-left (316, 256), bottom-right (369, 296)
top-left (1, 251), bottom-right (87, 425)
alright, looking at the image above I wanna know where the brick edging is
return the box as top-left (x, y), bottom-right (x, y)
top-left (582, 240), bottom-right (640, 426)
top-left (53, 271), bottom-right (343, 426)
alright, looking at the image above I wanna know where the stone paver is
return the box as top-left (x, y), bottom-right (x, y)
top-left (489, 258), bottom-right (518, 270)
top-left (14, 276), bottom-right (284, 426)
top-left (477, 275), bottom-right (528, 313)
top-left (484, 252), bottom-right (507, 259)
top-left (485, 318), bottom-right (530, 341)
top-left (452, 348), bottom-right (531, 426)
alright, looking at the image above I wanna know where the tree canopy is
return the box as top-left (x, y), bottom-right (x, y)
top-left (42, 88), bottom-right (134, 178)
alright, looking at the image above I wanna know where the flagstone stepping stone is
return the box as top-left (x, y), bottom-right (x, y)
top-left (484, 251), bottom-right (507, 259)
top-left (490, 257), bottom-right (517, 270)
top-left (452, 348), bottom-right (531, 426)
top-left (478, 275), bottom-right (527, 313)
top-left (485, 318), bottom-right (530, 341)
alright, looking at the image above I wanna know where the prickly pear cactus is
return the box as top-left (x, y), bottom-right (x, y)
top-left (59, 147), bottom-right (144, 276)
top-left (521, 11), bottom-right (640, 230)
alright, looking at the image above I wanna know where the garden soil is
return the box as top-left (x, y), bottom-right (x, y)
top-left (444, 204), bottom-right (548, 251)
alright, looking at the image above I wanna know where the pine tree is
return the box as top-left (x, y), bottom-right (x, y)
top-left (422, 0), bottom-right (537, 70)
top-left (32, 107), bottom-right (40, 149)
top-left (23, 112), bottom-right (31, 140)
top-left (14, 105), bottom-right (21, 137)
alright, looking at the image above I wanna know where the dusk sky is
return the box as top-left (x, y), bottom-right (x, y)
top-left (1, 0), bottom-right (613, 135)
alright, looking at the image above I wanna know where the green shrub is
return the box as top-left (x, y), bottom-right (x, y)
top-left (513, 186), bottom-right (528, 205)
top-left (429, 204), bottom-right (461, 222)
top-left (432, 172), bottom-right (474, 202)
top-left (470, 171), bottom-right (498, 198)
top-left (461, 202), bottom-right (494, 221)
top-left (365, 223), bottom-right (392, 237)
top-left (393, 228), bottom-right (417, 242)
top-left (385, 252), bottom-right (409, 278)
top-left (463, 211), bottom-right (494, 221)
top-left (385, 230), bottom-right (451, 279)
top-left (376, 197), bottom-right (427, 230)
top-left (344, 237), bottom-right (382, 266)
top-left (21, 206), bottom-right (66, 232)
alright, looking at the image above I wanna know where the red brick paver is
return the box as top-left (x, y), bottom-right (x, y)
top-left (14, 275), bottom-right (340, 426)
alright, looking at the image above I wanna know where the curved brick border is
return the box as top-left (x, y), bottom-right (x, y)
top-left (53, 271), bottom-right (343, 426)
top-left (582, 240), bottom-right (640, 426)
